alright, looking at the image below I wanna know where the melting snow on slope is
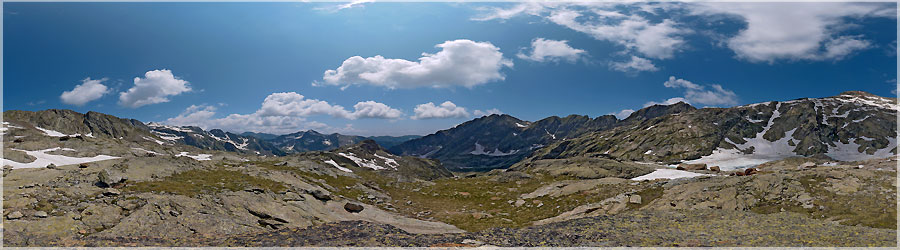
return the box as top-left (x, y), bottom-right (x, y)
top-left (338, 152), bottom-right (387, 170)
top-left (826, 137), bottom-right (897, 161)
top-left (35, 127), bottom-right (70, 137)
top-left (515, 122), bottom-right (528, 128)
top-left (2, 147), bottom-right (120, 169)
top-left (324, 159), bottom-right (353, 173)
top-left (176, 152), bottom-right (212, 161)
top-left (373, 153), bottom-right (399, 169)
top-left (132, 147), bottom-right (162, 156)
top-left (470, 142), bottom-right (519, 156)
top-left (152, 131), bottom-right (184, 141)
top-left (631, 169), bottom-right (712, 181)
top-left (685, 103), bottom-right (798, 170)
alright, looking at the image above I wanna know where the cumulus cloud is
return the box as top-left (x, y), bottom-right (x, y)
top-left (474, 108), bottom-right (503, 117)
top-left (661, 76), bottom-right (738, 106)
top-left (517, 38), bottom-right (586, 63)
top-left (643, 97), bottom-right (690, 107)
top-left (320, 39), bottom-right (513, 89)
top-left (60, 78), bottom-right (109, 106)
top-left (118, 69), bottom-right (192, 108)
top-left (477, 3), bottom-right (690, 60)
top-left (411, 101), bottom-right (470, 120)
top-left (690, 2), bottom-right (893, 63)
top-left (611, 109), bottom-right (635, 119)
top-left (609, 56), bottom-right (659, 73)
top-left (161, 92), bottom-right (401, 134)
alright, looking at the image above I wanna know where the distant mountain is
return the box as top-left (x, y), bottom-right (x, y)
top-left (239, 132), bottom-right (279, 140)
top-left (389, 113), bottom-right (627, 171)
top-left (366, 135), bottom-right (422, 149)
top-left (525, 91), bottom-right (898, 170)
top-left (263, 130), bottom-right (419, 153)
top-left (147, 123), bottom-right (285, 156)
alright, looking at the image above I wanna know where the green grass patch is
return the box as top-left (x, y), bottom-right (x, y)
top-left (125, 168), bottom-right (287, 197)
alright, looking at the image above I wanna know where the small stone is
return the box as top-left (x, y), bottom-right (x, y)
top-left (344, 203), bottom-right (365, 213)
top-left (461, 239), bottom-right (483, 245)
top-left (103, 188), bottom-right (121, 196)
top-left (34, 211), bottom-right (48, 218)
top-left (514, 200), bottom-right (525, 207)
top-left (458, 192), bottom-right (470, 196)
top-left (6, 211), bottom-right (24, 220)
top-left (629, 194), bottom-right (642, 204)
top-left (366, 195), bottom-right (376, 200)
top-left (406, 200), bottom-right (413, 205)
top-left (309, 189), bottom-right (332, 201)
top-left (169, 210), bottom-right (180, 217)
top-left (709, 166), bottom-right (721, 172)
top-left (274, 162), bottom-right (288, 166)
top-left (46, 164), bottom-right (57, 169)
top-left (78, 163), bottom-right (89, 169)
top-left (800, 162), bottom-right (816, 168)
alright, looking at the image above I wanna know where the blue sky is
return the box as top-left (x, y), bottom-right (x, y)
top-left (4, 2), bottom-right (897, 136)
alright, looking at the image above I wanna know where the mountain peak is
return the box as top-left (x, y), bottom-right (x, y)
top-left (624, 101), bottom-right (696, 122)
top-left (839, 91), bottom-right (882, 98)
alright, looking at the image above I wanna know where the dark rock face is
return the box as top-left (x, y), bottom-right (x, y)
top-left (343, 203), bottom-right (364, 213)
top-left (529, 92), bottom-right (898, 165)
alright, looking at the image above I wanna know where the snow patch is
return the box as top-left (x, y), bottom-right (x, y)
top-left (374, 153), bottom-right (399, 169)
top-left (132, 147), bottom-right (162, 155)
top-left (631, 169), bottom-right (712, 181)
top-left (338, 152), bottom-right (386, 170)
top-left (143, 136), bottom-right (166, 145)
top-left (176, 152), bottom-right (212, 161)
top-left (515, 122), bottom-right (528, 128)
top-left (35, 127), bottom-right (69, 137)
top-left (2, 147), bottom-right (119, 169)
top-left (324, 159), bottom-right (353, 173)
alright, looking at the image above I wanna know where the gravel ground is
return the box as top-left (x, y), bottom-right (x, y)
top-left (57, 209), bottom-right (896, 247)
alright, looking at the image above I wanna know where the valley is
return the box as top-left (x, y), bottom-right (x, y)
top-left (2, 91), bottom-right (897, 247)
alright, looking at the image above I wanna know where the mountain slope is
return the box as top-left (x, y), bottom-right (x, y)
top-left (389, 114), bottom-right (625, 171)
top-left (147, 123), bottom-right (285, 156)
top-left (527, 91), bottom-right (898, 170)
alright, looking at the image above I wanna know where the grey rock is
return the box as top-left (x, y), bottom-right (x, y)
top-left (6, 211), bottom-right (24, 220)
top-left (309, 190), bottom-right (332, 201)
top-left (98, 169), bottom-right (125, 187)
top-left (344, 203), bottom-right (365, 213)
top-left (629, 195), bottom-right (642, 204)
top-left (33, 211), bottom-right (48, 218)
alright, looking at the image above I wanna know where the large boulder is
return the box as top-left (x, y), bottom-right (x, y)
top-left (344, 203), bottom-right (364, 213)
top-left (677, 163), bottom-right (707, 171)
top-left (98, 169), bottom-right (126, 188)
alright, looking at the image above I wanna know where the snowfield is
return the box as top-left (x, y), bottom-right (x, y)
top-left (631, 169), bottom-right (712, 181)
top-left (2, 147), bottom-right (120, 169)
top-left (176, 152), bottom-right (212, 161)
top-left (324, 159), bottom-right (353, 173)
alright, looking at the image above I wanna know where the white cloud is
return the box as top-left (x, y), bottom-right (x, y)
top-left (690, 2), bottom-right (893, 63)
top-left (60, 78), bottom-right (109, 106)
top-left (663, 75), bottom-right (702, 90)
top-left (477, 3), bottom-right (690, 60)
top-left (517, 38), bottom-right (586, 63)
top-left (643, 97), bottom-right (690, 107)
top-left (611, 109), bottom-right (635, 119)
top-left (609, 56), bottom-right (659, 73)
top-left (411, 101), bottom-right (470, 120)
top-left (320, 39), bottom-right (513, 89)
top-left (661, 76), bottom-right (738, 106)
top-left (474, 108), bottom-right (503, 117)
top-left (257, 92), bottom-right (402, 120)
top-left (161, 92), bottom-right (402, 134)
top-left (351, 101), bottom-right (404, 119)
top-left (118, 69), bottom-right (192, 108)
top-left (338, 0), bottom-right (374, 10)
